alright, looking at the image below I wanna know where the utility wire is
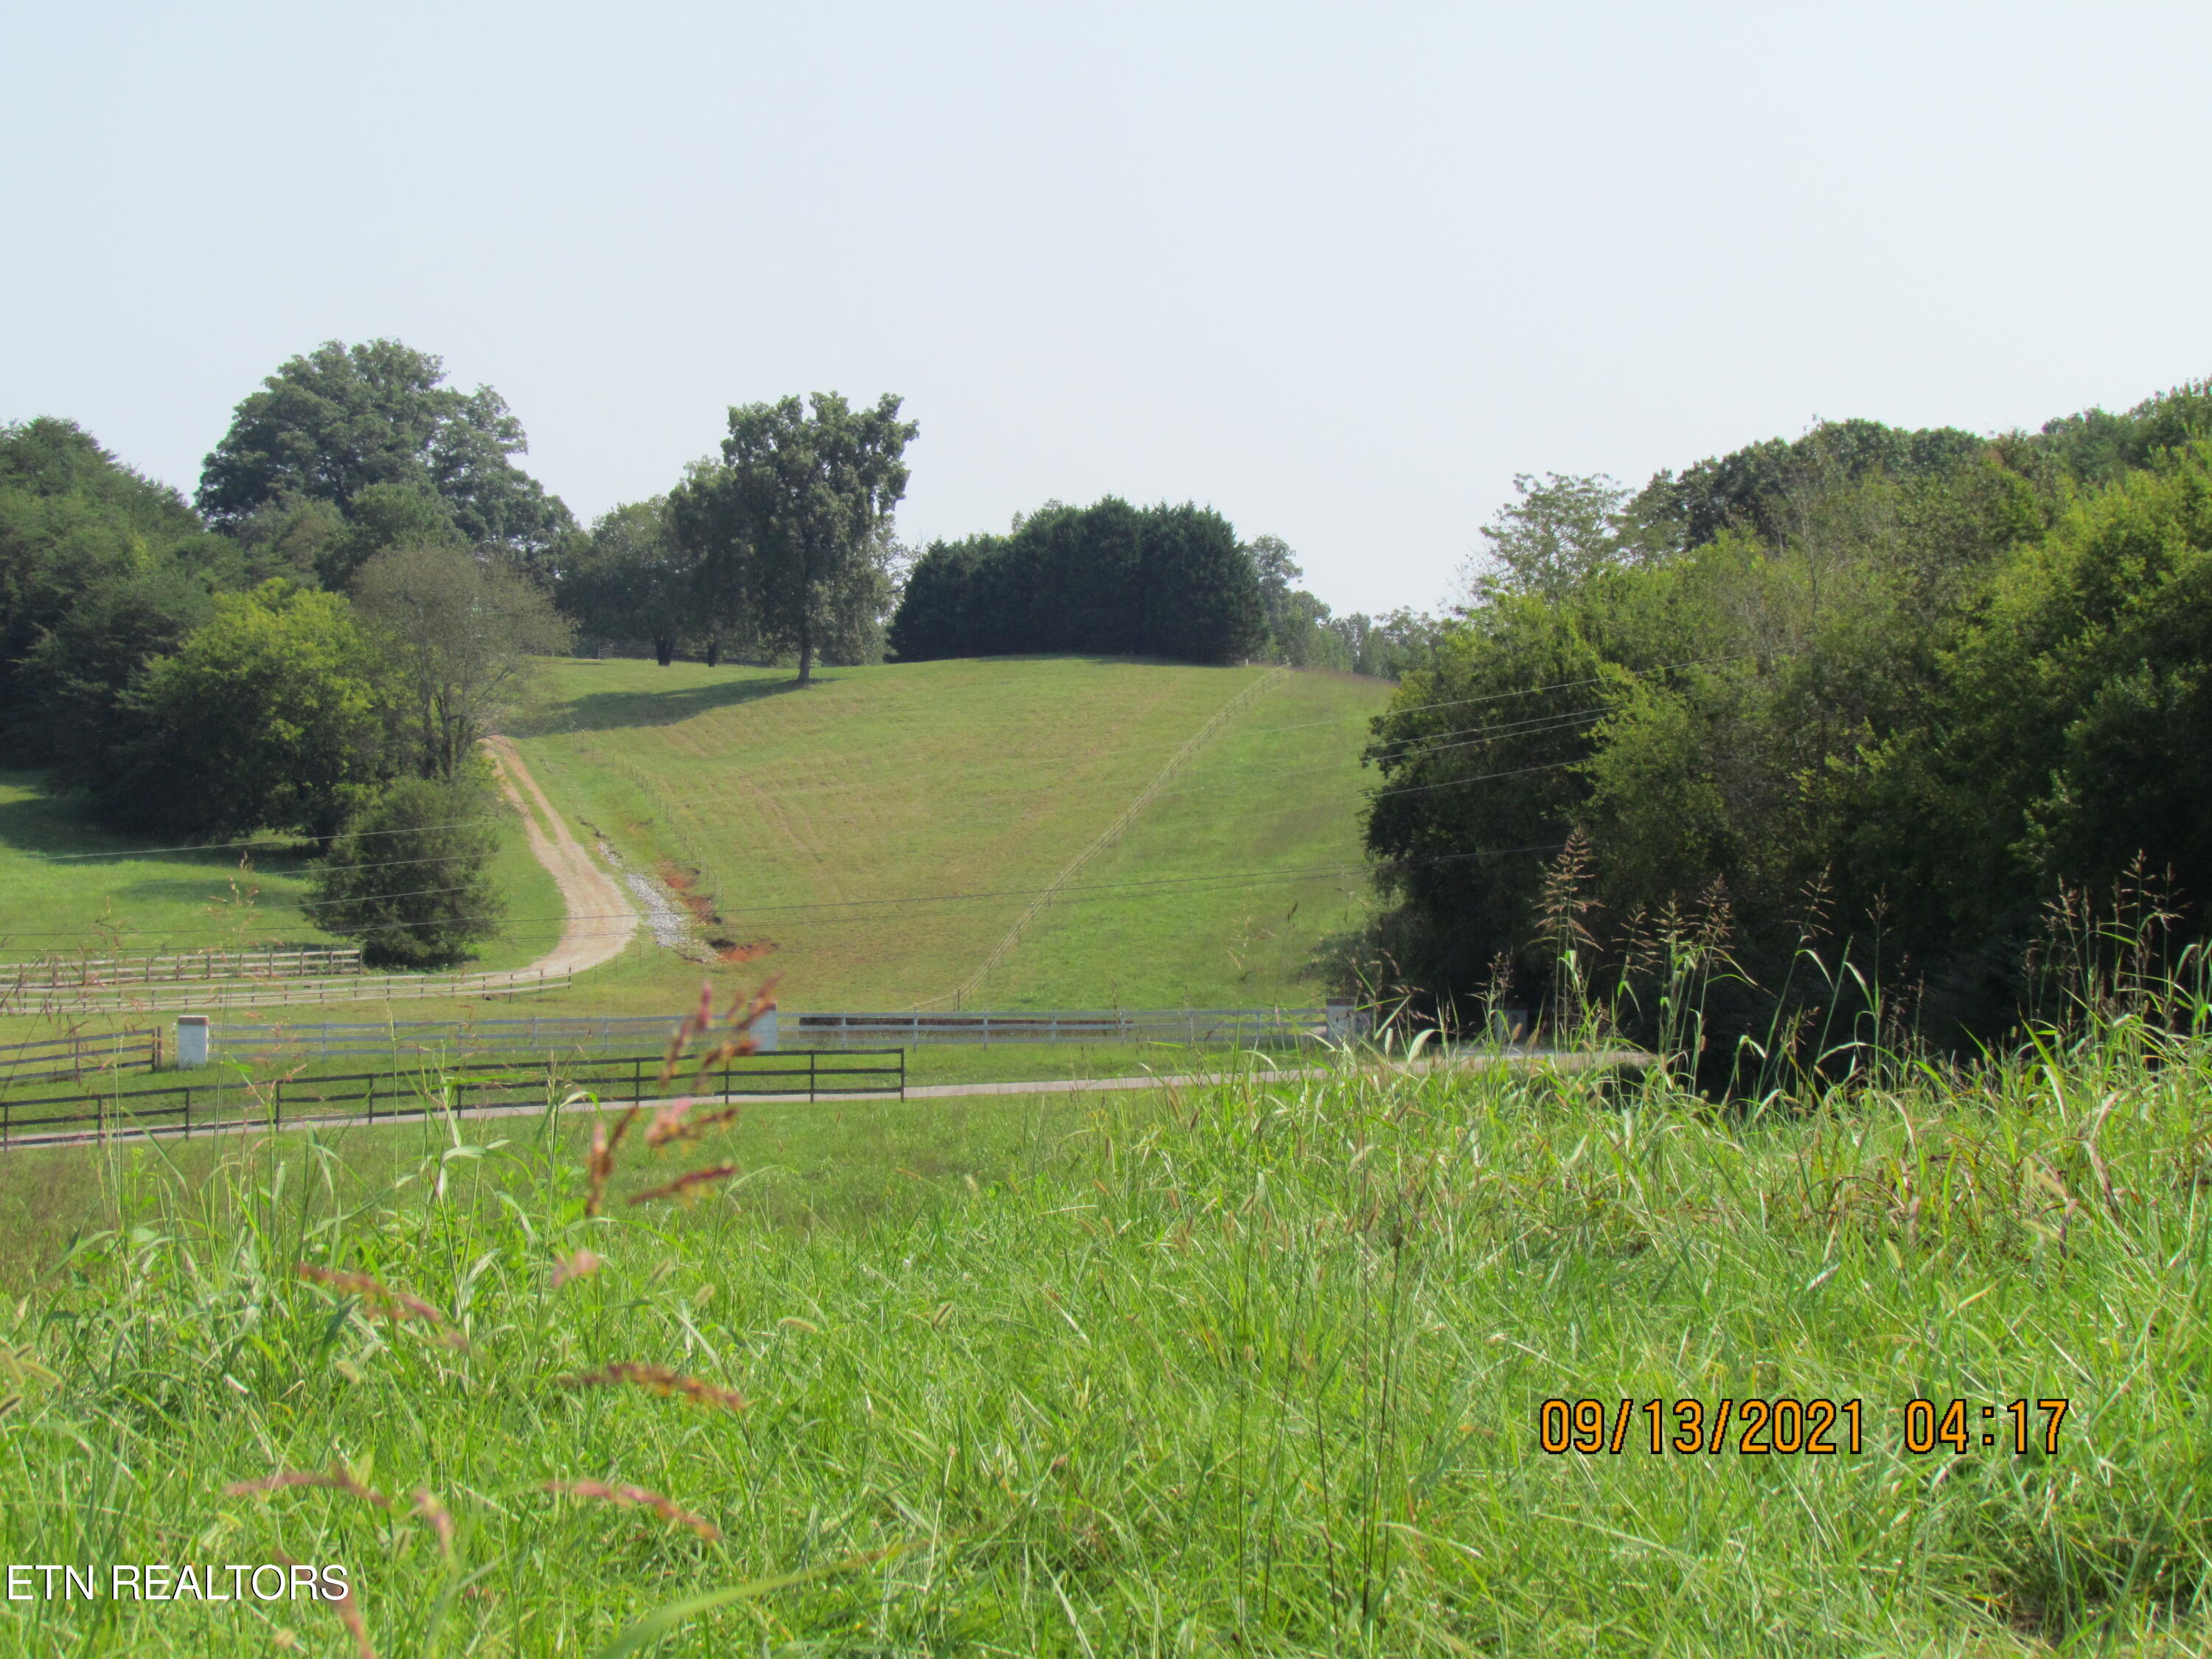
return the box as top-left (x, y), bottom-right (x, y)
top-left (0, 836), bottom-right (1568, 947)
top-left (36, 819), bottom-right (507, 863)
top-left (25, 657), bottom-right (1731, 866)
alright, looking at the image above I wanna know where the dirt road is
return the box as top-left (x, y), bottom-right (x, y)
top-left (481, 735), bottom-right (639, 976)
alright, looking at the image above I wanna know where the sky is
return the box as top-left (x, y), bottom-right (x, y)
top-left (5, 1), bottom-right (2210, 615)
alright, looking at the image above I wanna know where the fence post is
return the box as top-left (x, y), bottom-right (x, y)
top-left (898, 1050), bottom-right (906, 1102)
top-left (274, 1079), bottom-right (282, 1134)
top-left (183, 1088), bottom-right (190, 1140)
top-left (810, 1051), bottom-right (818, 1102)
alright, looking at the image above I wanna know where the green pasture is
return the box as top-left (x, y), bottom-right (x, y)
top-left (0, 768), bottom-right (341, 959)
top-left (4, 656), bottom-right (1390, 1034)
top-left (0, 768), bottom-right (562, 997)
top-left (4, 1014), bottom-right (2209, 1654)
top-left (512, 655), bottom-right (1392, 1012)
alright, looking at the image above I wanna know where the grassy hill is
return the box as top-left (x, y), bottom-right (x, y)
top-left (1, 655), bottom-right (1391, 1050)
top-left (514, 655), bottom-right (1392, 1012)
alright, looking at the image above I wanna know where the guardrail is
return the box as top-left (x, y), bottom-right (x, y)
top-left (0, 1049), bottom-right (905, 1150)
top-left (0, 1027), bottom-right (161, 1085)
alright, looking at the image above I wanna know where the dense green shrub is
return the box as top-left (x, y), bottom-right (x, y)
top-left (307, 767), bottom-right (507, 966)
top-left (1361, 382), bottom-right (2212, 1054)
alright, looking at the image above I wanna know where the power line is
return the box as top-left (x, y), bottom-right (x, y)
top-left (21, 655), bottom-right (1730, 868)
top-left (35, 818), bottom-right (507, 863)
top-left (0, 837), bottom-right (1568, 947)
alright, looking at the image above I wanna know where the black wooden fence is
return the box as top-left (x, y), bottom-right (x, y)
top-left (0, 1050), bottom-right (903, 1150)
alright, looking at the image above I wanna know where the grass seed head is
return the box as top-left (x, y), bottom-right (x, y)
top-left (557, 1361), bottom-right (751, 1413)
top-left (646, 1099), bottom-right (744, 1149)
top-left (226, 1461), bottom-right (392, 1511)
top-left (551, 1249), bottom-right (602, 1288)
top-left (296, 1263), bottom-right (467, 1348)
top-left (583, 1103), bottom-right (642, 1217)
top-left (276, 1550), bottom-right (372, 1659)
top-left (659, 976), bottom-right (781, 1085)
top-left (541, 1478), bottom-right (722, 1541)
top-left (411, 1487), bottom-right (455, 1562)
top-left (628, 1163), bottom-right (740, 1206)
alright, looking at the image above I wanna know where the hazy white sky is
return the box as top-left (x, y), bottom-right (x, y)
top-left (6, 2), bottom-right (2209, 613)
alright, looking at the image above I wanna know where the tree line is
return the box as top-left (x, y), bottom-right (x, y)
top-left (882, 499), bottom-right (1447, 675)
top-left (1, 341), bottom-right (578, 963)
top-left (572, 475), bottom-right (1439, 678)
top-left (6, 335), bottom-right (1439, 964)
top-left (1357, 380), bottom-right (2212, 1068)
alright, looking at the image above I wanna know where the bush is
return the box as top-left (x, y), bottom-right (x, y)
top-left (309, 768), bottom-right (506, 967)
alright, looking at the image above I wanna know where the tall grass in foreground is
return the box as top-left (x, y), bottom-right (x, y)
top-left (4, 992), bottom-right (2211, 1655)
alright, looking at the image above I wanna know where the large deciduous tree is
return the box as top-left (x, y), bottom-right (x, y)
top-left (1, 418), bottom-right (273, 769)
top-left (351, 543), bottom-right (571, 780)
top-left (197, 338), bottom-right (576, 575)
top-left (101, 581), bottom-right (392, 838)
top-left (557, 497), bottom-right (704, 666)
top-left (672, 392), bottom-right (916, 686)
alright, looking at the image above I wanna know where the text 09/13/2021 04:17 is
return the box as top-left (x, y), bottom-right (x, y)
top-left (1537, 1398), bottom-right (2073, 1457)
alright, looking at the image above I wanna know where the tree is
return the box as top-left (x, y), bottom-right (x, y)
top-left (885, 498), bottom-right (1265, 665)
top-left (1463, 473), bottom-right (1636, 604)
top-left (316, 481), bottom-right (464, 590)
top-left (1, 419), bottom-right (278, 770)
top-left (352, 543), bottom-right (571, 779)
top-left (1244, 534), bottom-right (1345, 667)
top-left (1324, 607), bottom-right (1444, 678)
top-left (100, 581), bottom-right (392, 838)
top-left (557, 497), bottom-right (698, 665)
top-left (16, 563), bottom-right (220, 787)
top-left (886, 535), bottom-right (1001, 661)
top-left (672, 392), bottom-right (917, 685)
top-left (197, 338), bottom-right (576, 573)
top-left (309, 768), bottom-right (506, 967)
top-left (1140, 504), bottom-right (1267, 664)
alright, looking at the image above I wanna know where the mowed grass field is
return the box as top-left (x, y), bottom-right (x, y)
top-left (0, 768), bottom-right (565, 1048)
top-left (514, 655), bottom-right (1392, 1012)
top-left (2, 655), bottom-right (1388, 1063)
top-left (2, 1014), bottom-right (2207, 1655)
